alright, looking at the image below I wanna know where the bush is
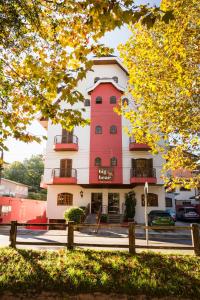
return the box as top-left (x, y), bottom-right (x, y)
top-left (100, 214), bottom-right (108, 223)
top-left (64, 207), bottom-right (85, 224)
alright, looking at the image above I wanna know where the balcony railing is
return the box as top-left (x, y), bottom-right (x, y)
top-left (51, 168), bottom-right (77, 184)
top-left (130, 168), bottom-right (157, 184)
top-left (54, 135), bottom-right (78, 144)
top-left (53, 135), bottom-right (78, 151)
top-left (129, 137), bottom-right (150, 151)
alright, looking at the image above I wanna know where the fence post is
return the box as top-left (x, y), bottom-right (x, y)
top-left (191, 224), bottom-right (200, 256)
top-left (129, 222), bottom-right (135, 254)
top-left (67, 221), bottom-right (74, 250)
top-left (9, 221), bottom-right (17, 248)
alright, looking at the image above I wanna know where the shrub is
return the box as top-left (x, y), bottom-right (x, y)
top-left (100, 214), bottom-right (108, 223)
top-left (64, 207), bottom-right (85, 224)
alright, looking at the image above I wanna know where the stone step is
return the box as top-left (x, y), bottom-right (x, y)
top-left (84, 214), bottom-right (97, 224)
top-left (107, 214), bottom-right (122, 224)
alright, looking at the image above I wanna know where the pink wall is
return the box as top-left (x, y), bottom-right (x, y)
top-left (89, 83), bottom-right (123, 184)
top-left (0, 197), bottom-right (47, 225)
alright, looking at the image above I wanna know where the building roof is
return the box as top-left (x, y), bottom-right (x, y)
top-left (87, 78), bottom-right (125, 94)
top-left (92, 56), bottom-right (129, 75)
top-left (1, 178), bottom-right (29, 187)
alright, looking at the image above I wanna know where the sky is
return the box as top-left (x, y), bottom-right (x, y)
top-left (4, 0), bottom-right (161, 163)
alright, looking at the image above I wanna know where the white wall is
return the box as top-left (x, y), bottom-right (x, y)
top-left (46, 185), bottom-right (165, 224)
top-left (0, 179), bottom-right (28, 198)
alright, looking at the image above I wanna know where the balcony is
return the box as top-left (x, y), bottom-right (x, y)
top-left (51, 168), bottom-right (77, 185)
top-left (130, 168), bottom-right (157, 184)
top-left (53, 135), bottom-right (78, 151)
top-left (129, 137), bottom-right (150, 151)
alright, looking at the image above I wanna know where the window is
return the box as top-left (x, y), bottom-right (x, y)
top-left (180, 187), bottom-right (191, 191)
top-left (94, 77), bottom-right (100, 83)
top-left (110, 157), bottom-right (117, 166)
top-left (95, 157), bottom-right (101, 166)
top-left (141, 193), bottom-right (158, 206)
top-left (110, 125), bottom-right (117, 134)
top-left (96, 96), bottom-right (102, 104)
top-left (95, 125), bottom-right (102, 134)
top-left (0, 205), bottom-right (12, 214)
top-left (112, 76), bottom-right (118, 83)
top-left (165, 197), bottom-right (173, 207)
top-left (57, 193), bottom-right (73, 206)
top-left (84, 99), bottom-right (90, 107)
top-left (110, 96), bottom-right (116, 104)
top-left (122, 98), bottom-right (129, 106)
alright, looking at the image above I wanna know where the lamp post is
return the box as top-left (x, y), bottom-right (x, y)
top-left (144, 181), bottom-right (149, 246)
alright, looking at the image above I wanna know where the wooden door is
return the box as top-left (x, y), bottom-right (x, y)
top-left (60, 159), bottom-right (72, 177)
top-left (62, 129), bottom-right (73, 143)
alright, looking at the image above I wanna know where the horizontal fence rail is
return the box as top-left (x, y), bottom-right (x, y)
top-left (1, 221), bottom-right (199, 256)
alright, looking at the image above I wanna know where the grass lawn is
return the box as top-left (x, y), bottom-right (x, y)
top-left (0, 248), bottom-right (200, 298)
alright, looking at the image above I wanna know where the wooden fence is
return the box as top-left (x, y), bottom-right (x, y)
top-left (0, 222), bottom-right (200, 256)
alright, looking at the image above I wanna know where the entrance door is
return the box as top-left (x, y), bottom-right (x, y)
top-left (62, 129), bottom-right (73, 143)
top-left (108, 193), bottom-right (120, 214)
top-left (60, 159), bottom-right (72, 177)
top-left (91, 193), bottom-right (102, 213)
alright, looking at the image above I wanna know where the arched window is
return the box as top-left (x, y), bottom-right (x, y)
top-left (96, 96), bottom-right (102, 104)
top-left (122, 98), bottom-right (129, 106)
top-left (84, 99), bottom-right (90, 107)
top-left (110, 125), bottom-right (117, 134)
top-left (110, 157), bottom-right (117, 166)
top-left (57, 193), bottom-right (73, 206)
top-left (94, 77), bottom-right (100, 83)
top-left (110, 96), bottom-right (116, 104)
top-left (141, 193), bottom-right (158, 207)
top-left (95, 157), bottom-right (101, 166)
top-left (95, 125), bottom-right (102, 134)
top-left (112, 76), bottom-right (118, 83)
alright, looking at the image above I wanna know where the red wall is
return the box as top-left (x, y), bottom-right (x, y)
top-left (0, 197), bottom-right (47, 225)
top-left (89, 83), bottom-right (123, 184)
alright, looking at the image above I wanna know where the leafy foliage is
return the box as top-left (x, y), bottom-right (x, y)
top-left (119, 0), bottom-right (200, 188)
top-left (0, 1), bottom-right (172, 152)
top-left (0, 248), bottom-right (200, 298)
top-left (3, 155), bottom-right (44, 192)
top-left (64, 207), bottom-right (85, 224)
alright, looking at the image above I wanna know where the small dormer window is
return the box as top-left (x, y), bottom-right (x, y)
top-left (122, 98), bottom-right (129, 105)
top-left (94, 77), bottom-right (100, 83)
top-left (110, 125), bottom-right (117, 134)
top-left (110, 157), bottom-right (117, 166)
top-left (110, 96), bottom-right (116, 104)
top-left (95, 126), bottom-right (102, 134)
top-left (112, 76), bottom-right (118, 83)
top-left (96, 96), bottom-right (102, 104)
top-left (95, 157), bottom-right (101, 166)
top-left (84, 99), bottom-right (90, 107)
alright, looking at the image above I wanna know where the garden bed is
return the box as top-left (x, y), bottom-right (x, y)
top-left (0, 248), bottom-right (199, 299)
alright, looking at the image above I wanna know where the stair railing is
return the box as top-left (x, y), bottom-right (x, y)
top-left (96, 205), bottom-right (102, 233)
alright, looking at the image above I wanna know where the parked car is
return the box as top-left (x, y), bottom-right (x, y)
top-left (148, 210), bottom-right (175, 226)
top-left (166, 209), bottom-right (176, 222)
top-left (176, 207), bottom-right (200, 222)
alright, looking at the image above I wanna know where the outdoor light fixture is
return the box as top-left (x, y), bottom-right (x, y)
top-left (80, 190), bottom-right (83, 198)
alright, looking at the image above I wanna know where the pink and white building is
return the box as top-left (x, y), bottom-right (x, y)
top-left (40, 56), bottom-right (166, 224)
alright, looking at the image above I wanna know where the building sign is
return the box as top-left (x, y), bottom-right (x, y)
top-left (98, 167), bottom-right (113, 181)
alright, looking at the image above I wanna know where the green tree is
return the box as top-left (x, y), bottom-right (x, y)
top-left (3, 155), bottom-right (44, 191)
top-left (119, 0), bottom-right (200, 188)
top-left (0, 1), bottom-right (171, 152)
